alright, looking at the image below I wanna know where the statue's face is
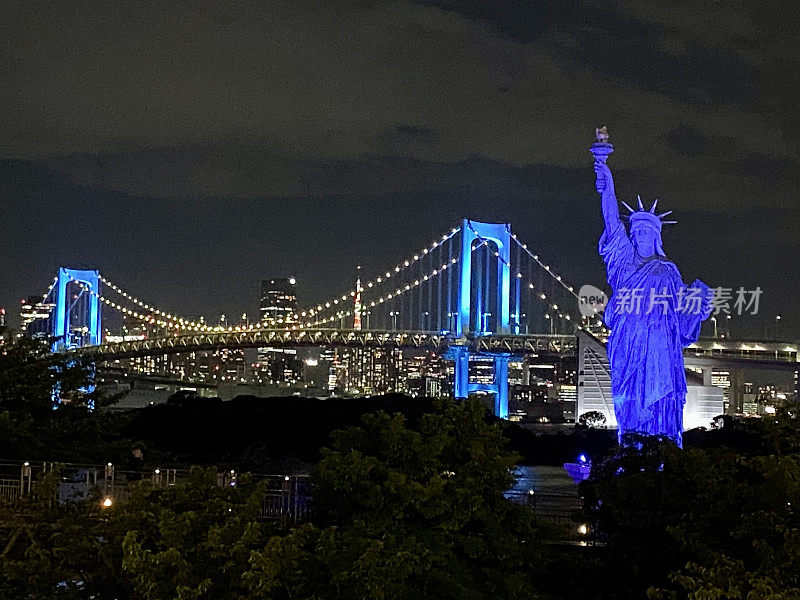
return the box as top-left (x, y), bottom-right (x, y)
top-left (630, 225), bottom-right (660, 257)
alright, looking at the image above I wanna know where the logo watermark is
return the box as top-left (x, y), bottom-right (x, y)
top-left (578, 285), bottom-right (609, 318)
top-left (577, 286), bottom-right (762, 316)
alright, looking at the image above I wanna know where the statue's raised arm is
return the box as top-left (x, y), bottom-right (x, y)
top-left (594, 154), bottom-right (621, 232)
top-left (590, 127), bottom-right (623, 233)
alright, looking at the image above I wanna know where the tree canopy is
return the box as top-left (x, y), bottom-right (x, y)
top-left (245, 398), bottom-right (547, 599)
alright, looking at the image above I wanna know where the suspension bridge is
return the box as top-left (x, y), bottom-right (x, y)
top-left (34, 218), bottom-right (600, 418)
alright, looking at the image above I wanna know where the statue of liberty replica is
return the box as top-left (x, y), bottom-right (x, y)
top-left (591, 128), bottom-right (713, 447)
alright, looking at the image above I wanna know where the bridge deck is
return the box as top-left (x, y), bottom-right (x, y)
top-left (67, 329), bottom-right (799, 369)
top-left (69, 328), bottom-right (577, 360)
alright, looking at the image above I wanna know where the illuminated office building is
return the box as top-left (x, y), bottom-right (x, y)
top-left (404, 351), bottom-right (449, 397)
top-left (334, 347), bottom-right (403, 394)
top-left (20, 296), bottom-right (54, 338)
top-left (711, 369), bottom-right (745, 414)
top-left (469, 357), bottom-right (496, 386)
top-left (742, 381), bottom-right (757, 416)
top-left (259, 278), bottom-right (298, 326)
top-left (257, 278), bottom-right (301, 385)
top-left (319, 348), bottom-right (337, 392)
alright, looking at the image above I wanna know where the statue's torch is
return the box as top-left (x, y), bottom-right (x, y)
top-left (590, 126), bottom-right (614, 165)
top-left (590, 126), bottom-right (614, 193)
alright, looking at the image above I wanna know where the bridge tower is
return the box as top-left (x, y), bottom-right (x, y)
top-left (51, 268), bottom-right (102, 351)
top-left (449, 218), bottom-right (513, 418)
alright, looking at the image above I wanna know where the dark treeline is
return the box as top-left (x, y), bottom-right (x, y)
top-left (1, 337), bottom-right (799, 598)
top-left (123, 392), bottom-right (619, 469)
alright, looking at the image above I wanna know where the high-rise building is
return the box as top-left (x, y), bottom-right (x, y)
top-left (257, 278), bottom-right (302, 385)
top-left (403, 351), bottom-right (449, 397)
top-left (20, 296), bottom-right (54, 338)
top-left (259, 278), bottom-right (298, 327)
top-left (319, 348), bottom-right (338, 392)
top-left (333, 347), bottom-right (403, 394)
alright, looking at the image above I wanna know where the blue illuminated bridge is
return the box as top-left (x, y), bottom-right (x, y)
top-left (39, 218), bottom-right (798, 419)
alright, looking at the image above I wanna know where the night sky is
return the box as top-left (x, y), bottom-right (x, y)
top-left (1, 1), bottom-right (798, 338)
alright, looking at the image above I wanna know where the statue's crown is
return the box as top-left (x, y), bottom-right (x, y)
top-left (622, 196), bottom-right (677, 231)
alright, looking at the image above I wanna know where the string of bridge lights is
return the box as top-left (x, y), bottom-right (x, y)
top-left (67, 223), bottom-right (600, 335)
top-left (297, 226), bottom-right (462, 320)
top-left (87, 264), bottom-right (466, 333)
top-left (92, 228), bottom-right (463, 327)
top-left (301, 240), bottom-right (504, 328)
top-left (465, 224), bottom-right (590, 328)
top-left (98, 275), bottom-right (207, 331)
top-left (510, 233), bottom-right (607, 329)
top-left (72, 276), bottom-right (298, 333)
top-left (510, 234), bottom-right (579, 299)
top-left (298, 253), bottom-right (464, 328)
top-left (301, 229), bottom-right (594, 332)
top-left (69, 277), bottom-right (185, 331)
top-left (40, 277), bottom-right (58, 304)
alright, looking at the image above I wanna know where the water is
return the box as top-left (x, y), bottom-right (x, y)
top-left (506, 465), bottom-right (583, 518)
top-left (508, 465), bottom-right (581, 496)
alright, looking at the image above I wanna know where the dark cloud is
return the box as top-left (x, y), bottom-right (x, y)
top-left (0, 1), bottom-right (798, 336)
top-left (726, 152), bottom-right (799, 184)
top-left (662, 126), bottom-right (715, 157)
top-left (415, 1), bottom-right (761, 107)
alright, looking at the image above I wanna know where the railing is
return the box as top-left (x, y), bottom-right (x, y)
top-left (0, 459), bottom-right (310, 525)
top-left (1, 459), bottom-right (585, 534)
top-left (505, 489), bottom-right (583, 520)
top-left (257, 475), bottom-right (312, 522)
top-left (0, 478), bottom-right (22, 502)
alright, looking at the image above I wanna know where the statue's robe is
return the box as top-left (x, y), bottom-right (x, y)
top-left (599, 221), bottom-right (707, 446)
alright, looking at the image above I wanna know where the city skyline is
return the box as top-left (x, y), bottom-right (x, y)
top-left (1, 2), bottom-right (798, 338)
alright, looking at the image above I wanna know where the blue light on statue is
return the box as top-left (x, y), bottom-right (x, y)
top-left (592, 129), bottom-right (712, 448)
top-left (578, 454), bottom-right (587, 464)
